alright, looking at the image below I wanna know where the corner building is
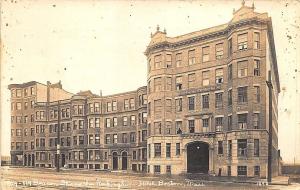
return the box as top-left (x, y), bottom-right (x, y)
top-left (145, 4), bottom-right (280, 177)
top-left (9, 4), bottom-right (280, 178)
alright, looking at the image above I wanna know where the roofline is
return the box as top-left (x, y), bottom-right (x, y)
top-left (8, 81), bottom-right (45, 89)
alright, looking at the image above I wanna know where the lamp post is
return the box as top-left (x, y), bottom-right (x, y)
top-left (266, 70), bottom-right (273, 183)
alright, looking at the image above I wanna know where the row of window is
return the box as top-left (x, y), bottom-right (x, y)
top-left (149, 32), bottom-right (260, 70)
top-left (149, 113), bottom-right (260, 135)
top-left (150, 143), bottom-right (181, 158)
top-left (149, 59), bottom-right (261, 93)
top-left (11, 101), bottom-right (35, 111)
top-left (11, 115), bottom-right (34, 124)
top-left (149, 86), bottom-right (260, 114)
top-left (105, 131), bottom-right (147, 144)
top-left (218, 139), bottom-right (260, 157)
top-left (11, 87), bottom-right (35, 98)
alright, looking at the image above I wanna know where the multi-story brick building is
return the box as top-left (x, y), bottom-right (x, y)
top-left (9, 3), bottom-right (280, 178)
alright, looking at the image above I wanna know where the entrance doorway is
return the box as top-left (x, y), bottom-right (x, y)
top-left (32, 154), bottom-right (35, 166)
top-left (28, 155), bottom-right (31, 167)
top-left (112, 152), bottom-right (118, 170)
top-left (187, 141), bottom-right (209, 173)
top-left (61, 154), bottom-right (66, 167)
top-left (24, 155), bottom-right (27, 166)
top-left (121, 152), bottom-right (128, 170)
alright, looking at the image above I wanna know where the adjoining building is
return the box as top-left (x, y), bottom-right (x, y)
top-left (9, 3), bottom-right (280, 178)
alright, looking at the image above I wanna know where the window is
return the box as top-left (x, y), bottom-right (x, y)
top-left (254, 86), bottom-right (260, 103)
top-left (228, 89), bottom-right (232, 106)
top-left (166, 165), bottom-right (171, 174)
top-left (95, 118), bottom-right (100, 128)
top-left (202, 71), bottom-right (210, 86)
top-left (254, 32), bottom-right (260, 49)
top-left (16, 116), bottom-right (22, 123)
top-left (73, 136), bottom-right (77, 146)
top-left (24, 116), bottom-right (28, 123)
top-left (253, 113), bottom-right (259, 129)
top-left (215, 117), bottom-right (223, 132)
top-left (254, 60), bottom-right (260, 76)
top-left (254, 139), bottom-right (260, 157)
top-left (89, 135), bottom-right (94, 144)
top-left (218, 141), bottom-right (223, 154)
top-left (78, 105), bottom-right (83, 115)
top-left (16, 89), bottom-right (22, 97)
top-left (202, 46), bottom-right (210, 62)
top-left (228, 64), bottom-right (232, 80)
top-left (228, 115), bottom-right (232, 131)
top-left (67, 137), bottom-right (71, 146)
top-left (166, 77), bottom-right (172, 91)
top-left (188, 49), bottom-right (196, 65)
top-left (238, 33), bottom-right (248, 50)
top-left (154, 143), bottom-right (161, 157)
top-left (130, 115), bottom-right (136, 126)
top-left (123, 116), bottom-right (128, 126)
top-left (166, 99), bottom-right (172, 113)
top-left (175, 98), bottom-right (182, 112)
top-left (202, 119), bottom-right (209, 132)
top-left (31, 101), bottom-right (34, 108)
top-left (228, 140), bottom-right (232, 157)
top-left (165, 121), bottom-right (172, 134)
top-left (216, 43), bottom-right (224, 59)
top-left (130, 132), bottom-right (136, 142)
top-left (16, 129), bottom-right (22, 136)
top-left (202, 94), bottom-right (209, 109)
top-left (73, 120), bottom-right (78, 130)
top-left (105, 134), bottom-right (110, 144)
top-left (237, 139), bottom-right (247, 157)
top-left (166, 54), bottom-right (172, 68)
top-left (24, 102), bottom-right (28, 110)
top-left (176, 143), bottom-right (180, 155)
top-left (215, 69), bottom-right (223, 84)
top-left (254, 166), bottom-right (260, 176)
top-left (238, 61), bottom-right (248, 78)
top-left (176, 53), bottom-right (182, 67)
top-left (133, 150), bottom-right (137, 160)
top-left (130, 98), bottom-right (135, 109)
top-left (238, 114), bottom-right (247, 129)
top-left (112, 101), bottom-right (117, 111)
top-left (113, 117), bottom-right (118, 127)
top-left (79, 151), bottom-right (84, 160)
top-left (176, 121), bottom-right (182, 134)
top-left (142, 112), bottom-right (147, 123)
top-left (142, 130), bottom-right (147, 141)
top-left (228, 38), bottom-right (233, 55)
top-left (16, 102), bottom-right (22, 110)
top-left (88, 118), bottom-right (94, 128)
top-left (31, 128), bottom-right (34, 136)
top-left (154, 77), bottom-right (162, 92)
top-left (107, 102), bottom-right (112, 112)
top-left (237, 166), bottom-right (247, 176)
top-left (154, 99), bottom-right (162, 113)
top-left (154, 54), bottom-right (162, 69)
top-left (94, 103), bottom-right (100, 112)
top-left (176, 76), bottom-right (183, 90)
top-left (113, 134), bottom-right (118, 144)
top-left (30, 87), bottom-right (35, 95)
top-left (154, 165), bottom-right (161, 174)
top-left (79, 120), bottom-right (84, 129)
top-left (121, 133), bottom-right (127, 143)
top-left (238, 86), bottom-right (248, 103)
top-left (95, 134), bottom-right (100, 144)
top-left (188, 96), bottom-right (195, 111)
top-left (215, 93), bottom-right (223, 108)
top-left (154, 122), bottom-right (161, 135)
top-left (79, 136), bottom-right (84, 145)
top-left (166, 143), bottom-right (171, 158)
top-left (188, 73), bottom-right (196, 88)
top-left (106, 118), bottom-right (111, 128)
top-left (188, 120), bottom-right (195, 133)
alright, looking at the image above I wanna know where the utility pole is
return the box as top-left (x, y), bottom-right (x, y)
top-left (266, 70), bottom-right (273, 183)
top-left (56, 101), bottom-right (61, 172)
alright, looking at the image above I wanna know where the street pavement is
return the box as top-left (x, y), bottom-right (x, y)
top-left (1, 166), bottom-right (300, 190)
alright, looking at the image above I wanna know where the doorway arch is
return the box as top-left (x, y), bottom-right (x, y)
top-left (187, 141), bottom-right (209, 173)
top-left (121, 152), bottom-right (128, 170)
top-left (112, 152), bottom-right (118, 170)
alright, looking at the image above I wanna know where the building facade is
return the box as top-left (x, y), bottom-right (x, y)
top-left (9, 4), bottom-right (280, 178)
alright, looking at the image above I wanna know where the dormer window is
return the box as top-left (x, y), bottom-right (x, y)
top-left (238, 33), bottom-right (248, 50)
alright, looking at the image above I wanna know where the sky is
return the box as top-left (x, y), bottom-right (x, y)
top-left (1, 0), bottom-right (300, 164)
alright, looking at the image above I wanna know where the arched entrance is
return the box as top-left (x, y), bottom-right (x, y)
top-left (112, 152), bottom-right (118, 170)
top-left (187, 141), bottom-right (209, 173)
top-left (121, 152), bottom-right (128, 170)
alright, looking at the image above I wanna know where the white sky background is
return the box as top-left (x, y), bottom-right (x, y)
top-left (1, 0), bottom-right (300, 164)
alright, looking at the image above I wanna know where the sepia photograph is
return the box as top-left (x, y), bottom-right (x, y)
top-left (1, 0), bottom-right (300, 189)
